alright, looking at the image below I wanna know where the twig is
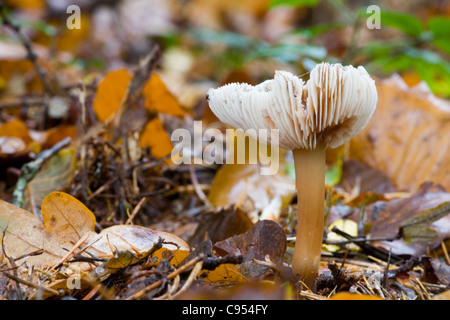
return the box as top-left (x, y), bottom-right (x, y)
top-left (126, 254), bottom-right (204, 300)
top-left (0, 97), bottom-right (47, 111)
top-left (50, 232), bottom-right (90, 271)
top-left (126, 197), bottom-right (148, 225)
top-left (170, 260), bottom-right (203, 300)
top-left (330, 227), bottom-right (403, 263)
top-left (0, 5), bottom-right (53, 94)
top-left (441, 241), bottom-right (450, 265)
top-left (189, 164), bottom-right (212, 208)
top-left (107, 45), bottom-right (162, 142)
top-left (1, 272), bottom-right (59, 296)
top-left (75, 83), bottom-right (89, 204)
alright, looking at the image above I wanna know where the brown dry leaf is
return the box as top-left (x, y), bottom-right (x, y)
top-left (92, 69), bottom-right (132, 122)
top-left (365, 183), bottom-right (450, 256)
top-left (139, 117), bottom-right (173, 159)
top-left (214, 220), bottom-right (286, 265)
top-left (0, 192), bottom-right (189, 268)
top-left (143, 73), bottom-right (186, 117)
top-left (349, 75), bottom-right (450, 192)
top-left (188, 208), bottom-right (254, 247)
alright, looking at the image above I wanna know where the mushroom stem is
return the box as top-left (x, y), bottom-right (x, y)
top-left (292, 145), bottom-right (326, 290)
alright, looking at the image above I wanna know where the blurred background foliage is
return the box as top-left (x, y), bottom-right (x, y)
top-left (0, 0), bottom-right (449, 97)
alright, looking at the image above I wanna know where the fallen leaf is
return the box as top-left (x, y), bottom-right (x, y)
top-left (432, 290), bottom-right (450, 300)
top-left (349, 75), bottom-right (450, 192)
top-left (0, 192), bottom-right (189, 268)
top-left (0, 119), bottom-right (34, 145)
top-left (330, 292), bottom-right (382, 300)
top-left (421, 256), bottom-right (450, 286)
top-left (188, 208), bottom-right (253, 247)
top-left (23, 147), bottom-right (77, 217)
top-left (207, 131), bottom-right (294, 220)
top-left (41, 125), bottom-right (77, 150)
top-left (365, 183), bottom-right (450, 256)
top-left (201, 264), bottom-right (246, 284)
top-left (399, 202), bottom-right (450, 243)
top-left (323, 219), bottom-right (359, 253)
top-left (4, 0), bottom-right (44, 9)
top-left (143, 73), bottom-right (186, 117)
top-left (139, 117), bottom-right (174, 159)
top-left (338, 160), bottom-right (396, 195)
top-left (92, 69), bottom-right (132, 122)
top-left (214, 219), bottom-right (287, 265)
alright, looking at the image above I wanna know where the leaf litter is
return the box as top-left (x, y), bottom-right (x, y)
top-left (0, 3), bottom-right (450, 301)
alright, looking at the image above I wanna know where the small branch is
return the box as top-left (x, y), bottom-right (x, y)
top-left (0, 5), bottom-right (53, 94)
top-left (1, 272), bottom-right (60, 296)
top-left (126, 254), bottom-right (205, 300)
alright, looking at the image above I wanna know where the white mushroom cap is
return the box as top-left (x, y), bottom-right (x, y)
top-left (207, 62), bottom-right (377, 150)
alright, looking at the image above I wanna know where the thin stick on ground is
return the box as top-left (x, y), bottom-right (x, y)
top-left (126, 254), bottom-right (204, 300)
top-left (126, 197), bottom-right (148, 225)
top-left (0, 5), bottom-right (53, 94)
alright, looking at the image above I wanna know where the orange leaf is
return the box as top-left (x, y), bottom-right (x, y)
top-left (93, 69), bottom-right (132, 122)
top-left (41, 191), bottom-right (96, 242)
top-left (330, 292), bottom-right (382, 300)
top-left (4, 0), bottom-right (44, 9)
top-left (143, 73), bottom-right (185, 117)
top-left (0, 119), bottom-right (33, 144)
top-left (139, 117), bottom-right (173, 159)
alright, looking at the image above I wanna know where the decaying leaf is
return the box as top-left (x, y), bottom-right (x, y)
top-left (207, 131), bottom-right (294, 220)
top-left (214, 219), bottom-right (287, 265)
top-left (349, 75), bottom-right (450, 192)
top-left (365, 183), bottom-right (450, 255)
top-left (188, 207), bottom-right (253, 247)
top-left (399, 202), bottom-right (450, 243)
top-left (22, 147), bottom-right (77, 217)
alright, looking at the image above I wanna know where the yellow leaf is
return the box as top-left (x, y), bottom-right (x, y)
top-left (323, 219), bottom-right (359, 253)
top-left (201, 264), bottom-right (245, 284)
top-left (330, 292), bottom-right (383, 300)
top-left (41, 191), bottom-right (96, 242)
top-left (139, 117), bottom-right (173, 159)
top-left (143, 73), bottom-right (186, 117)
top-left (93, 69), bottom-right (132, 122)
top-left (146, 248), bottom-right (190, 268)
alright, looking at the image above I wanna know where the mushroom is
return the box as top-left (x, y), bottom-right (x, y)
top-left (207, 62), bottom-right (377, 289)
